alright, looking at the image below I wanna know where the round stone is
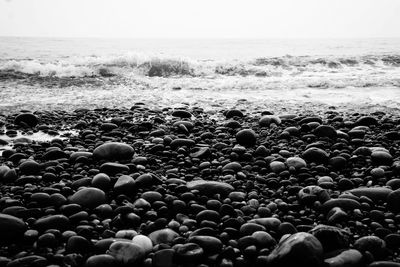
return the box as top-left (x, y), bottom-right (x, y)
top-left (314, 125), bottom-right (337, 139)
top-left (93, 142), bottom-right (134, 161)
top-left (329, 156), bottom-right (347, 170)
top-left (356, 116), bottom-right (378, 126)
top-left (371, 151), bottom-right (393, 166)
top-left (259, 115), bottom-right (281, 127)
top-left (286, 157), bottom-right (306, 170)
top-left (225, 109), bottom-right (244, 118)
top-left (270, 161), bottom-right (286, 173)
top-left (240, 223), bottom-right (266, 236)
top-left (70, 187), bottom-right (106, 208)
top-left (114, 175), bottom-right (136, 195)
top-left (251, 231), bottom-right (277, 247)
top-left (132, 235), bottom-right (153, 254)
top-left (354, 236), bottom-right (386, 260)
top-left (19, 160), bottom-right (40, 175)
top-left (266, 232), bottom-right (323, 267)
top-left (108, 241), bottom-right (145, 265)
top-left (91, 173), bottom-right (111, 190)
top-left (148, 229), bottom-right (179, 245)
top-left (175, 243), bottom-right (204, 263)
top-left (236, 129), bottom-right (257, 147)
top-left (0, 213), bottom-right (26, 243)
top-left (14, 113), bottom-right (39, 127)
top-left (302, 147), bottom-right (329, 164)
top-left (309, 225), bottom-right (350, 252)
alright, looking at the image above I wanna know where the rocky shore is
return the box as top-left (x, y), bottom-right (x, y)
top-left (0, 105), bottom-right (400, 267)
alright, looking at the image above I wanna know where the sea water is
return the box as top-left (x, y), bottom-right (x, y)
top-left (1, 37), bottom-right (400, 111)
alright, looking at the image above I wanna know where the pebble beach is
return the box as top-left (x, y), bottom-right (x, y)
top-left (1, 103), bottom-right (400, 267)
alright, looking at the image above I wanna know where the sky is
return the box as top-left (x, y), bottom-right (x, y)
top-left (0, 0), bottom-right (400, 38)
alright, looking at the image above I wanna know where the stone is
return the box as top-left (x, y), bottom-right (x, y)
top-left (286, 157), bottom-right (306, 170)
top-left (34, 214), bottom-right (69, 231)
top-left (298, 185), bottom-right (330, 204)
top-left (66, 235), bottom-right (91, 253)
top-left (170, 138), bottom-right (195, 148)
top-left (270, 161), bottom-right (286, 173)
top-left (324, 249), bottom-right (363, 267)
top-left (187, 235), bottom-right (223, 255)
top-left (70, 187), bottom-right (106, 208)
top-left (387, 189), bottom-right (400, 213)
top-left (329, 156), bottom-right (347, 170)
top-left (302, 147), bottom-right (329, 164)
top-left (321, 198), bottom-right (361, 212)
top-left (309, 225), bottom-right (350, 252)
top-left (153, 249), bottom-right (175, 267)
top-left (99, 162), bottom-right (130, 175)
top-left (190, 147), bottom-right (211, 158)
top-left (222, 162), bottom-right (242, 172)
top-left (371, 151), bottom-right (393, 166)
top-left (115, 230), bottom-right (138, 239)
top-left (240, 223), bottom-right (266, 236)
top-left (0, 213), bottom-right (26, 243)
top-left (267, 232), bottom-right (323, 267)
top-left (85, 254), bottom-right (118, 267)
top-left (236, 129), bottom-right (257, 147)
top-left (348, 187), bottom-right (393, 201)
top-left (314, 125), bottom-right (337, 139)
top-left (19, 160), bottom-right (40, 175)
top-left (148, 229), bottom-right (179, 245)
top-left (251, 231), bottom-right (277, 247)
top-left (175, 243), bottom-right (204, 263)
top-left (225, 109), bottom-right (244, 118)
top-left (7, 255), bottom-right (47, 267)
top-left (259, 115), bottom-right (281, 127)
top-left (93, 142), bottom-right (134, 161)
top-left (356, 116), bottom-right (378, 126)
top-left (368, 262), bottom-right (400, 267)
top-left (132, 235), bottom-right (153, 254)
top-left (249, 218), bottom-right (281, 230)
top-left (172, 109), bottom-right (192, 118)
top-left (114, 175), bottom-right (136, 195)
top-left (187, 180), bottom-right (234, 195)
top-left (354, 236), bottom-right (386, 259)
top-left (14, 113), bottom-right (39, 127)
top-left (91, 173), bottom-right (111, 190)
top-left (108, 241), bottom-right (146, 265)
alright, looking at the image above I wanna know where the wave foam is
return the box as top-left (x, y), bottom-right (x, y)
top-left (1, 53), bottom-right (400, 90)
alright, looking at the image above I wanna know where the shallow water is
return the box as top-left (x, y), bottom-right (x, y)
top-left (1, 37), bottom-right (400, 114)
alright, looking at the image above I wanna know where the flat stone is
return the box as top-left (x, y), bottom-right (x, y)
top-left (70, 187), bottom-right (106, 208)
top-left (187, 180), bottom-right (234, 195)
top-left (93, 142), bottom-right (134, 161)
top-left (349, 187), bottom-right (393, 201)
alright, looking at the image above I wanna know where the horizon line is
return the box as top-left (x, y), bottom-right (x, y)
top-left (1, 35), bottom-right (400, 40)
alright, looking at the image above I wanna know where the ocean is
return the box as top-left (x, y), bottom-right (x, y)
top-left (1, 37), bottom-right (400, 111)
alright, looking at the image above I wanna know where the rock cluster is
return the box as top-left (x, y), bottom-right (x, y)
top-left (0, 108), bottom-right (399, 266)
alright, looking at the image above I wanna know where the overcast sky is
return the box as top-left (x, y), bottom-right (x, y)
top-left (1, 0), bottom-right (400, 38)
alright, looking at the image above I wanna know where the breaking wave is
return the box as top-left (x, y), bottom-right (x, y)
top-left (1, 53), bottom-right (400, 89)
